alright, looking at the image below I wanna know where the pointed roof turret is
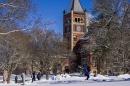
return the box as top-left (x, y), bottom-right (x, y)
top-left (71, 0), bottom-right (84, 12)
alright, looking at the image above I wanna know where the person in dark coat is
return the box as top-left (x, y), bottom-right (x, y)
top-left (21, 73), bottom-right (25, 85)
top-left (86, 66), bottom-right (91, 80)
top-left (37, 72), bottom-right (41, 80)
top-left (15, 75), bottom-right (18, 83)
top-left (83, 64), bottom-right (90, 80)
top-left (32, 71), bottom-right (36, 82)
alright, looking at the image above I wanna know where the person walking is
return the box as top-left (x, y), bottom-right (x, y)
top-left (15, 75), bottom-right (18, 83)
top-left (21, 73), bottom-right (25, 85)
top-left (37, 72), bottom-right (41, 80)
top-left (32, 71), bottom-right (36, 82)
top-left (83, 64), bottom-right (90, 80)
top-left (86, 66), bottom-right (91, 80)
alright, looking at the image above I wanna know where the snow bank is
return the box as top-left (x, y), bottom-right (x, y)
top-left (50, 74), bottom-right (86, 82)
top-left (92, 74), bottom-right (112, 81)
top-left (53, 74), bottom-right (71, 80)
top-left (69, 73), bottom-right (81, 76)
top-left (118, 74), bottom-right (130, 80)
top-left (52, 74), bottom-right (113, 82)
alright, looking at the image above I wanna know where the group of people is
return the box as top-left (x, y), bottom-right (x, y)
top-left (15, 72), bottom-right (42, 84)
top-left (14, 64), bottom-right (90, 84)
top-left (15, 73), bottom-right (25, 84)
top-left (32, 71), bottom-right (42, 82)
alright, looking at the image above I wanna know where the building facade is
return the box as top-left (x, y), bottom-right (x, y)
top-left (62, 1), bottom-right (130, 75)
top-left (63, 0), bottom-right (92, 73)
top-left (63, 0), bottom-right (89, 51)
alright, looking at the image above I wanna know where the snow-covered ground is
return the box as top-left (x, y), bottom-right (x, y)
top-left (118, 74), bottom-right (130, 80)
top-left (0, 74), bottom-right (130, 86)
top-left (28, 81), bottom-right (130, 86)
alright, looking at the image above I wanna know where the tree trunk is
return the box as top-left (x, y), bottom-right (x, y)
top-left (7, 71), bottom-right (12, 84)
top-left (3, 63), bottom-right (17, 84)
top-left (3, 70), bottom-right (8, 83)
top-left (3, 70), bottom-right (12, 84)
top-left (31, 60), bottom-right (34, 72)
top-left (45, 70), bottom-right (49, 80)
top-left (97, 57), bottom-right (101, 74)
top-left (40, 61), bottom-right (44, 75)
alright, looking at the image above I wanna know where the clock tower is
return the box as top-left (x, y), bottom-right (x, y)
top-left (63, 0), bottom-right (89, 51)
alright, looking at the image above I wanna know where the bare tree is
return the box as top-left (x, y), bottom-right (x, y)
top-left (0, 30), bottom-right (30, 83)
top-left (0, 0), bottom-right (32, 83)
top-left (28, 26), bottom-right (68, 79)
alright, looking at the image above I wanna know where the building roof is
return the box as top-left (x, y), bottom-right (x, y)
top-left (71, 0), bottom-right (84, 13)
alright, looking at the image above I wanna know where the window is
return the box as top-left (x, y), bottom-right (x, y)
top-left (80, 18), bottom-right (83, 23)
top-left (67, 19), bottom-right (71, 23)
top-left (66, 27), bottom-right (70, 32)
top-left (65, 19), bottom-right (71, 24)
top-left (74, 17), bottom-right (84, 23)
top-left (75, 18), bottom-right (78, 22)
top-left (78, 18), bottom-right (80, 22)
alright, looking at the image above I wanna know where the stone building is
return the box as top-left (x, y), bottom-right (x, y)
top-left (63, 0), bottom-right (91, 72)
top-left (63, 0), bottom-right (89, 51)
top-left (62, 1), bottom-right (130, 74)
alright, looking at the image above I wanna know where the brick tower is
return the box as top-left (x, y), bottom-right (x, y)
top-left (63, 0), bottom-right (89, 51)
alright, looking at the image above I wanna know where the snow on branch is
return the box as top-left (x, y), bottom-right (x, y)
top-left (0, 29), bottom-right (29, 35)
top-left (0, 3), bottom-right (26, 9)
top-left (0, 3), bottom-right (17, 8)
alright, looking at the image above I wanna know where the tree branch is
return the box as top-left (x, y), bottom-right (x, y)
top-left (0, 3), bottom-right (17, 8)
top-left (0, 29), bottom-right (29, 35)
top-left (0, 3), bottom-right (26, 9)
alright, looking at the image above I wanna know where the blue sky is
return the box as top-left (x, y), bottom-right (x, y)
top-left (32, 0), bottom-right (93, 33)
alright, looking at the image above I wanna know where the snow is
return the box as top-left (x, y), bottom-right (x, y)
top-left (0, 80), bottom-right (130, 86)
top-left (91, 74), bottom-right (112, 81)
top-left (43, 74), bottom-right (86, 83)
top-left (118, 74), bottom-right (130, 80)
top-left (55, 74), bottom-right (71, 80)
top-left (0, 74), bottom-right (130, 86)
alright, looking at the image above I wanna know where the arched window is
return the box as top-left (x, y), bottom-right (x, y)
top-left (78, 18), bottom-right (80, 22)
top-left (75, 18), bottom-right (78, 22)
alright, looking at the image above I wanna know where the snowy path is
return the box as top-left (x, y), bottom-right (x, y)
top-left (0, 81), bottom-right (130, 86)
top-left (23, 81), bottom-right (130, 86)
top-left (0, 74), bottom-right (130, 86)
